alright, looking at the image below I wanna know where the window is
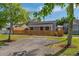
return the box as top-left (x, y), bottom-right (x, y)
top-left (45, 27), bottom-right (49, 30)
top-left (40, 27), bottom-right (43, 30)
top-left (30, 27), bottom-right (33, 30)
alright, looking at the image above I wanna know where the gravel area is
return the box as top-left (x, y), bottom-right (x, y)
top-left (0, 36), bottom-right (59, 56)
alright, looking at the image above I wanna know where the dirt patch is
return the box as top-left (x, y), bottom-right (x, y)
top-left (59, 44), bottom-right (77, 48)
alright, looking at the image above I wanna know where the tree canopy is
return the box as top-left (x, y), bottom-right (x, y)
top-left (56, 17), bottom-right (72, 25)
top-left (0, 3), bottom-right (29, 27)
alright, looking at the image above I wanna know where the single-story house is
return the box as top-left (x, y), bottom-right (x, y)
top-left (0, 20), bottom-right (64, 36)
top-left (27, 21), bottom-right (56, 31)
top-left (26, 21), bottom-right (64, 36)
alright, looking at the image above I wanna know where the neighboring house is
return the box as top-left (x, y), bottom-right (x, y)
top-left (64, 20), bottom-right (79, 34)
top-left (27, 21), bottom-right (56, 31)
top-left (0, 28), bottom-right (9, 34)
top-left (72, 20), bottom-right (79, 34)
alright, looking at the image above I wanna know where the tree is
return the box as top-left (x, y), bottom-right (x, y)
top-left (0, 3), bottom-right (29, 42)
top-left (0, 8), bottom-right (8, 29)
top-left (31, 12), bottom-right (42, 22)
top-left (36, 3), bottom-right (79, 47)
top-left (56, 19), bottom-right (65, 25)
top-left (56, 17), bottom-right (69, 25)
top-left (0, 19), bottom-right (7, 29)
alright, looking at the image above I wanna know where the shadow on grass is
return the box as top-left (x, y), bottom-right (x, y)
top-left (0, 42), bottom-right (9, 46)
top-left (0, 39), bottom-right (15, 42)
top-left (0, 39), bottom-right (15, 46)
top-left (45, 39), bottom-right (68, 56)
top-left (45, 45), bottom-right (68, 56)
top-left (53, 45), bottom-right (68, 56)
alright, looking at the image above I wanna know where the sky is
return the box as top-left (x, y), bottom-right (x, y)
top-left (21, 3), bottom-right (79, 21)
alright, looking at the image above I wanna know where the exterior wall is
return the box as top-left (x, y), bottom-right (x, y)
top-left (28, 23), bottom-right (56, 31)
top-left (72, 24), bottom-right (79, 34)
top-left (52, 22), bottom-right (56, 31)
top-left (64, 23), bottom-right (79, 34)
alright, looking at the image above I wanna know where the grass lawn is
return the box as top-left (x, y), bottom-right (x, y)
top-left (0, 34), bottom-right (32, 46)
top-left (64, 34), bottom-right (79, 37)
top-left (0, 34), bottom-right (8, 40)
top-left (0, 34), bottom-right (32, 41)
top-left (47, 37), bottom-right (79, 56)
top-left (0, 42), bottom-right (7, 46)
top-left (60, 37), bottom-right (79, 56)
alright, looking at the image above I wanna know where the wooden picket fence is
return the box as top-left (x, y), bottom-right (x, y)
top-left (13, 29), bottom-right (64, 36)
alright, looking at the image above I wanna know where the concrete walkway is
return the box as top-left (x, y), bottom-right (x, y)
top-left (0, 37), bottom-right (59, 56)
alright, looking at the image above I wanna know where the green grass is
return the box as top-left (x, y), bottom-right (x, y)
top-left (0, 34), bottom-right (8, 40)
top-left (0, 42), bottom-right (7, 46)
top-left (64, 34), bottom-right (79, 37)
top-left (0, 34), bottom-right (31, 46)
top-left (48, 37), bottom-right (79, 56)
top-left (0, 34), bottom-right (8, 46)
top-left (61, 38), bottom-right (79, 56)
top-left (47, 36), bottom-right (66, 41)
top-left (0, 34), bottom-right (32, 41)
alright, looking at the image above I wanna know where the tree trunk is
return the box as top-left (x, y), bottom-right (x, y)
top-left (8, 27), bottom-right (11, 41)
top-left (66, 21), bottom-right (73, 46)
top-left (66, 3), bottom-right (74, 47)
top-left (7, 4), bottom-right (13, 42)
top-left (7, 21), bottom-right (13, 42)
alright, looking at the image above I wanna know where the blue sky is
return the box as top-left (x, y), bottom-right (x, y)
top-left (21, 3), bottom-right (79, 21)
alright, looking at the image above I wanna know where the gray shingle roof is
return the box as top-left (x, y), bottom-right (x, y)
top-left (28, 21), bottom-right (56, 25)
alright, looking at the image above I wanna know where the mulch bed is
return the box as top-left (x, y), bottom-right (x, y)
top-left (59, 44), bottom-right (77, 48)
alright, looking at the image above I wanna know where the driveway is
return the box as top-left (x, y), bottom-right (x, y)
top-left (0, 36), bottom-right (59, 56)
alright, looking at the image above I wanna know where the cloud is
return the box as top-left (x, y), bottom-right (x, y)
top-left (36, 6), bottom-right (43, 11)
top-left (23, 5), bottom-right (43, 12)
top-left (53, 6), bottom-right (64, 12)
